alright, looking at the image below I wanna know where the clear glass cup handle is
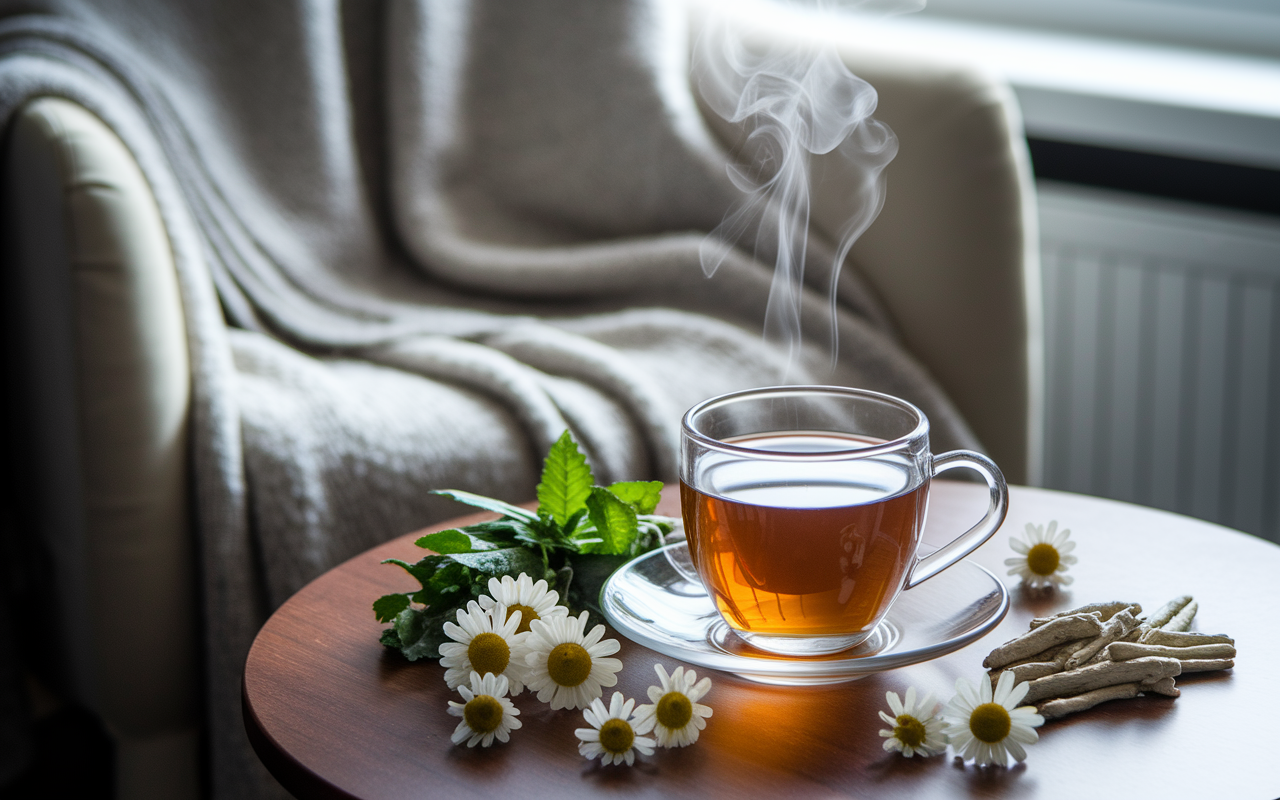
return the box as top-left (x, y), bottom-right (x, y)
top-left (905, 450), bottom-right (1008, 589)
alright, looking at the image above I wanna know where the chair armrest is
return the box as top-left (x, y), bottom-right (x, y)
top-left (2, 97), bottom-right (199, 798)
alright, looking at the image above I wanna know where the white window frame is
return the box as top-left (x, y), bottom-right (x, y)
top-left (918, 0), bottom-right (1280, 60)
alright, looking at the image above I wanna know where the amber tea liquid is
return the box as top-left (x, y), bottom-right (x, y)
top-left (681, 432), bottom-right (929, 640)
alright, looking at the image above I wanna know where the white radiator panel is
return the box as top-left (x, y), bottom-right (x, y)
top-left (1038, 182), bottom-right (1280, 543)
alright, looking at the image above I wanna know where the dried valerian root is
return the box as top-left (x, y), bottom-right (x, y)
top-left (1106, 642), bottom-right (1236, 662)
top-left (1064, 607), bottom-right (1142, 669)
top-left (1140, 629), bottom-right (1233, 647)
top-left (1029, 601), bottom-right (1137, 629)
top-left (1021, 656), bottom-right (1182, 705)
top-left (986, 595), bottom-right (1234, 720)
top-left (1143, 595), bottom-right (1193, 629)
top-left (1037, 675), bottom-right (1181, 720)
top-left (1037, 683), bottom-right (1141, 720)
top-left (983, 613), bottom-right (1104, 670)
top-left (1177, 658), bottom-right (1236, 673)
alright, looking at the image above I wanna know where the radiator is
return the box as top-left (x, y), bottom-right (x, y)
top-left (1037, 182), bottom-right (1280, 544)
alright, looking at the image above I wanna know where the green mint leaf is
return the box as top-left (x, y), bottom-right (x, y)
top-left (585, 486), bottom-right (638, 556)
top-left (408, 560), bottom-right (472, 608)
top-left (461, 521), bottom-right (524, 546)
top-left (414, 529), bottom-right (477, 554)
top-left (431, 489), bottom-right (537, 522)
top-left (447, 547), bottom-right (544, 579)
top-left (638, 514), bottom-right (677, 534)
top-left (606, 481), bottom-right (663, 514)
top-left (373, 593), bottom-right (412, 623)
top-left (393, 606), bottom-right (456, 661)
top-left (564, 507), bottom-right (589, 536)
top-left (536, 431), bottom-right (594, 526)
top-left (564, 552), bottom-right (631, 613)
top-left (381, 556), bottom-right (445, 587)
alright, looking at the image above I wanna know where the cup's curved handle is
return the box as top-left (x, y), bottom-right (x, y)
top-left (905, 450), bottom-right (1008, 589)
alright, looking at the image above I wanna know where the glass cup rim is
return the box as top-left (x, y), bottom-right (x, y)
top-left (681, 385), bottom-right (930, 462)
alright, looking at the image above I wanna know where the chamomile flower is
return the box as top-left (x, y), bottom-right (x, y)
top-left (439, 601), bottom-right (528, 693)
top-left (631, 664), bottom-right (713, 748)
top-left (478, 573), bottom-right (568, 635)
top-left (446, 671), bottom-right (521, 747)
top-left (877, 686), bottom-right (946, 757)
top-left (942, 671), bottom-right (1044, 767)
top-left (1006, 520), bottom-right (1077, 588)
top-left (575, 692), bottom-right (656, 766)
top-left (524, 610), bottom-right (622, 710)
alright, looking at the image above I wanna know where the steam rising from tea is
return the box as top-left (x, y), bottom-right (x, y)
top-left (693, 0), bottom-right (919, 374)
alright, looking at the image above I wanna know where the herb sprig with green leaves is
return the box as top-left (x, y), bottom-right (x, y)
top-left (374, 431), bottom-right (673, 661)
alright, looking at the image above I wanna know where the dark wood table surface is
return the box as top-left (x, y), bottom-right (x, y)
top-left (243, 482), bottom-right (1280, 799)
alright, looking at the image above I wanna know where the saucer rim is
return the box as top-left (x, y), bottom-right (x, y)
top-left (599, 542), bottom-right (1010, 680)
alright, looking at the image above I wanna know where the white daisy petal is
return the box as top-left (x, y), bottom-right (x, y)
top-left (576, 691), bottom-right (651, 766)
top-left (438, 603), bottom-right (529, 693)
top-left (942, 673), bottom-right (1044, 767)
top-left (886, 691), bottom-right (905, 717)
top-left (954, 676), bottom-right (979, 708)
top-left (1006, 723), bottom-right (1040, 745)
top-left (1005, 680), bottom-right (1031, 708)
top-left (446, 670), bottom-right (520, 748)
top-left (992, 670), bottom-right (1016, 705)
top-left (1005, 738), bottom-right (1027, 762)
top-left (1006, 520), bottom-right (1077, 589)
top-left (637, 662), bottom-right (715, 748)
top-left (524, 611), bottom-right (623, 710)
top-left (876, 684), bottom-right (945, 758)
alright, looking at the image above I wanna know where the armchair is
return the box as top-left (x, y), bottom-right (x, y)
top-left (0, 4), bottom-right (1038, 798)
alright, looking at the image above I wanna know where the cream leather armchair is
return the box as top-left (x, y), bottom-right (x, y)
top-left (0, 25), bottom-right (1039, 800)
top-left (4, 98), bottom-right (200, 798)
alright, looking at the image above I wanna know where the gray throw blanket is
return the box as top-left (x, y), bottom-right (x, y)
top-left (0, 1), bottom-right (977, 796)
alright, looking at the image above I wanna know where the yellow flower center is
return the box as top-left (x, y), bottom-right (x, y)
top-left (656, 692), bottom-right (693, 730)
top-left (1026, 543), bottom-right (1060, 576)
top-left (546, 642), bottom-right (592, 687)
top-left (467, 632), bottom-right (510, 676)
top-left (598, 718), bottom-right (635, 755)
top-left (893, 714), bottom-right (926, 748)
top-left (506, 603), bottom-right (539, 635)
top-left (463, 695), bottom-right (504, 734)
top-left (969, 702), bottom-right (1012, 743)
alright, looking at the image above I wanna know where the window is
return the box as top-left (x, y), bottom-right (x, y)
top-left (917, 0), bottom-right (1280, 58)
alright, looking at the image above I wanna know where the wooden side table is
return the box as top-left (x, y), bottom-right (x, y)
top-left (243, 483), bottom-right (1280, 799)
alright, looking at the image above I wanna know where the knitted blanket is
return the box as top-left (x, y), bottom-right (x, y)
top-left (0, 1), bottom-right (977, 796)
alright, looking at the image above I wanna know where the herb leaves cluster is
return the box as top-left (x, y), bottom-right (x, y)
top-left (375, 431), bottom-right (672, 661)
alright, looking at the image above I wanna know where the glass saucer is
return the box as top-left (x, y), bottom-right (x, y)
top-left (600, 543), bottom-right (1009, 685)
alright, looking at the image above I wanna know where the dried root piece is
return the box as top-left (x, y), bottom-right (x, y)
top-left (1163, 599), bottom-right (1200, 632)
top-left (1107, 642), bottom-right (1236, 662)
top-left (1177, 659), bottom-right (1234, 673)
top-left (1037, 683), bottom-right (1141, 720)
top-left (984, 614), bottom-right (1104, 670)
top-left (1140, 676), bottom-right (1180, 697)
top-left (1022, 656), bottom-right (1181, 705)
top-left (1029, 601), bottom-right (1138, 629)
top-left (986, 596), bottom-right (1233, 721)
top-left (1140, 629), bottom-right (1233, 647)
top-left (990, 661), bottom-right (1063, 688)
top-left (1143, 595), bottom-right (1194, 629)
top-left (1065, 608), bottom-right (1142, 669)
